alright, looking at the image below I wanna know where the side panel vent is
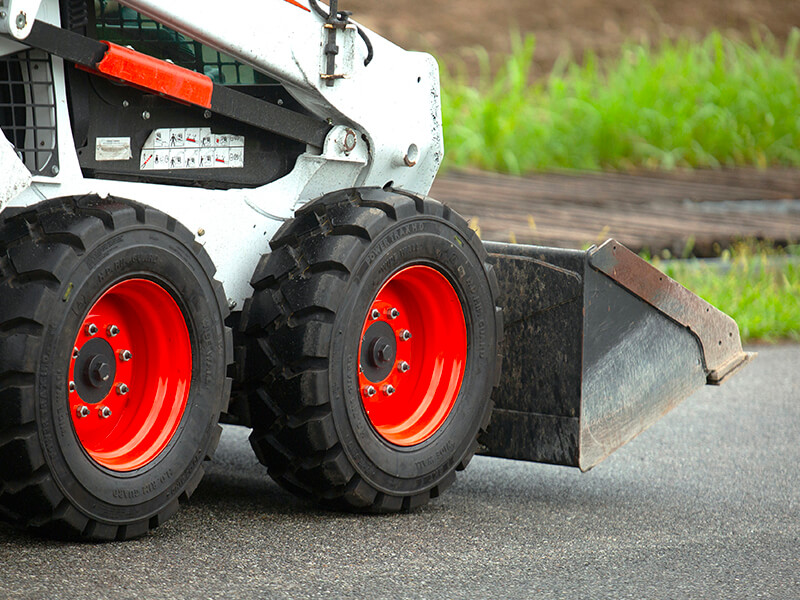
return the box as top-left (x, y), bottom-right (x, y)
top-left (0, 50), bottom-right (59, 176)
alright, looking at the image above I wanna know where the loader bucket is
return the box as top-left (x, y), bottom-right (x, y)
top-left (480, 239), bottom-right (753, 471)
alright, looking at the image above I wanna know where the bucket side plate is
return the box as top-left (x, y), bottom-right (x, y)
top-left (579, 263), bottom-right (706, 470)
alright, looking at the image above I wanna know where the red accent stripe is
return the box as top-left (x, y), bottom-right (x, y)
top-left (283, 0), bottom-right (311, 11)
top-left (93, 42), bottom-right (213, 108)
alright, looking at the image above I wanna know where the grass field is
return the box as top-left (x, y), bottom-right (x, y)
top-left (652, 243), bottom-right (800, 343)
top-left (440, 32), bottom-right (800, 341)
top-left (440, 30), bottom-right (800, 173)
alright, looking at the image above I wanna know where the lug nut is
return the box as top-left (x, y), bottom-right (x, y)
top-left (116, 383), bottom-right (129, 396)
top-left (119, 350), bottom-right (133, 362)
top-left (98, 406), bottom-right (112, 419)
top-left (397, 361), bottom-right (410, 373)
top-left (399, 329), bottom-right (412, 341)
top-left (69, 381), bottom-right (76, 392)
top-left (72, 347), bottom-right (80, 359)
top-left (76, 405), bottom-right (90, 419)
top-left (85, 323), bottom-right (98, 336)
top-left (387, 307), bottom-right (399, 319)
top-left (363, 385), bottom-right (377, 398)
top-left (370, 308), bottom-right (380, 320)
top-left (107, 325), bottom-right (120, 337)
top-left (382, 384), bottom-right (396, 396)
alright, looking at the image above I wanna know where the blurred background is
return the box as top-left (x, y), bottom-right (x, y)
top-left (348, 0), bottom-right (800, 343)
top-left (348, 0), bottom-right (800, 74)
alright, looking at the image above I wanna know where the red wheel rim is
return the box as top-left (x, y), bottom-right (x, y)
top-left (357, 265), bottom-right (467, 446)
top-left (68, 279), bottom-right (192, 471)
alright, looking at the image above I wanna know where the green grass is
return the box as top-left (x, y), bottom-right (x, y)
top-left (651, 243), bottom-right (800, 343)
top-left (440, 30), bottom-right (800, 173)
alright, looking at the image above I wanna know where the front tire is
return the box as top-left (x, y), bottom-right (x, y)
top-left (0, 196), bottom-right (231, 540)
top-left (241, 188), bottom-right (502, 511)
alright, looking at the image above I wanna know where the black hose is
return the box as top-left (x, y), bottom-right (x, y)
top-left (308, 0), bottom-right (374, 66)
top-left (356, 25), bottom-right (374, 67)
top-left (309, 0), bottom-right (328, 20)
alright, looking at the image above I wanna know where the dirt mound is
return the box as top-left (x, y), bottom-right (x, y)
top-left (346, 0), bottom-right (800, 73)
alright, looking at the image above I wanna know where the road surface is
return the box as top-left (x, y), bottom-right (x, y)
top-left (1, 345), bottom-right (798, 599)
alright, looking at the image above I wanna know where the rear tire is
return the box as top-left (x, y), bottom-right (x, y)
top-left (241, 188), bottom-right (502, 511)
top-left (0, 196), bottom-right (231, 540)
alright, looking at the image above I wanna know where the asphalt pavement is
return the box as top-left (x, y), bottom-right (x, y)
top-left (1, 345), bottom-right (798, 600)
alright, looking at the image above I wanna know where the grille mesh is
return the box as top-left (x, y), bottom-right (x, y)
top-left (95, 1), bottom-right (265, 85)
top-left (0, 50), bottom-right (58, 176)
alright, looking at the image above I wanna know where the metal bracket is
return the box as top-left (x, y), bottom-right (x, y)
top-left (320, 22), bottom-right (356, 85)
top-left (0, 0), bottom-right (43, 40)
top-left (315, 0), bottom-right (356, 86)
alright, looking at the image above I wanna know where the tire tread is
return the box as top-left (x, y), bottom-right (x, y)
top-left (0, 195), bottom-right (232, 540)
top-left (244, 188), bottom-right (501, 512)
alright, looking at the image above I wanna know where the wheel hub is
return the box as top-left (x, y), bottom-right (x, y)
top-left (361, 321), bottom-right (397, 382)
top-left (370, 338), bottom-right (394, 366)
top-left (73, 338), bottom-right (117, 403)
top-left (357, 265), bottom-right (467, 447)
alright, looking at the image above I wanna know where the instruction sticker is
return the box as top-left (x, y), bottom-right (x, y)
top-left (96, 137), bottom-right (133, 161)
top-left (140, 128), bottom-right (245, 170)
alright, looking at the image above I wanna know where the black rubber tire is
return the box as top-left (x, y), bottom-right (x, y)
top-left (241, 188), bottom-right (502, 511)
top-left (0, 195), bottom-right (232, 540)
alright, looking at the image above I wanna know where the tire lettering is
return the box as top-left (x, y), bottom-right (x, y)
top-left (138, 468), bottom-right (174, 497)
top-left (94, 254), bottom-right (159, 285)
top-left (112, 488), bottom-right (140, 499)
top-left (85, 237), bottom-right (124, 270)
top-left (37, 354), bottom-right (58, 459)
top-left (414, 455), bottom-right (455, 484)
top-left (198, 318), bottom-right (214, 385)
top-left (414, 439), bottom-right (455, 472)
top-left (365, 223), bottom-right (424, 266)
top-left (345, 354), bottom-right (356, 396)
top-left (166, 450), bottom-right (201, 500)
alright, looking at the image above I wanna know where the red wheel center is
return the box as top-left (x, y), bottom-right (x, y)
top-left (357, 265), bottom-right (467, 446)
top-left (68, 279), bottom-right (192, 471)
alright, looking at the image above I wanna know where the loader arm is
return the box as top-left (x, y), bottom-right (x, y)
top-left (11, 20), bottom-right (332, 147)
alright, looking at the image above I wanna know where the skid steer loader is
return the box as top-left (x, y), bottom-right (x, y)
top-left (0, 0), bottom-right (752, 540)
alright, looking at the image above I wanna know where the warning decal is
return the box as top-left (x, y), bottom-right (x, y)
top-left (140, 128), bottom-right (245, 170)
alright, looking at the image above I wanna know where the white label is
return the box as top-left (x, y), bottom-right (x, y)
top-left (140, 128), bottom-right (245, 170)
top-left (96, 137), bottom-right (132, 161)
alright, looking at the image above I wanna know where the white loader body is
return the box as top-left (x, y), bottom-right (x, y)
top-left (0, 0), bottom-right (443, 307)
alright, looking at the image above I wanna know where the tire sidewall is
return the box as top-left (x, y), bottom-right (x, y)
top-left (329, 215), bottom-right (497, 495)
top-left (36, 226), bottom-right (226, 523)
